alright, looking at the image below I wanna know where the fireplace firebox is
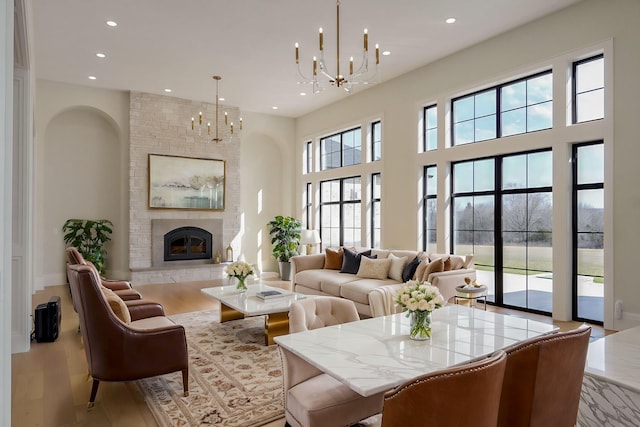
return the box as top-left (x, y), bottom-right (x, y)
top-left (164, 226), bottom-right (213, 261)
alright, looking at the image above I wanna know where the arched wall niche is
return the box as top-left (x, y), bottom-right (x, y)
top-left (38, 105), bottom-right (128, 285)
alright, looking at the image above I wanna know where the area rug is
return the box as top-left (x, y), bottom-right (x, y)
top-left (135, 310), bottom-right (284, 426)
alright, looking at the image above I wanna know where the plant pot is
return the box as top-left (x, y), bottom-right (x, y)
top-left (278, 261), bottom-right (292, 280)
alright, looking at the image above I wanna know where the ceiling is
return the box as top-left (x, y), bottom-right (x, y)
top-left (31, 0), bottom-right (581, 118)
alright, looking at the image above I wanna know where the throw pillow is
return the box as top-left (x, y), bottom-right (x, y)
top-left (387, 253), bottom-right (408, 281)
top-left (101, 287), bottom-right (131, 324)
top-left (421, 257), bottom-right (445, 282)
top-left (449, 255), bottom-right (465, 270)
top-left (357, 256), bottom-right (392, 280)
top-left (402, 256), bottom-right (421, 282)
top-left (324, 247), bottom-right (344, 270)
top-left (341, 248), bottom-right (375, 274)
top-left (442, 256), bottom-right (452, 271)
top-left (413, 253), bottom-right (431, 281)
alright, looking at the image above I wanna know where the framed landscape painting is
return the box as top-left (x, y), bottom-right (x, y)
top-left (148, 154), bottom-right (225, 210)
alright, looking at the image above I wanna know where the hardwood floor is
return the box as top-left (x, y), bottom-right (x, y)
top-left (12, 279), bottom-right (606, 426)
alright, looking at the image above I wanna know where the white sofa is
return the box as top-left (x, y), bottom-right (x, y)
top-left (290, 249), bottom-right (475, 317)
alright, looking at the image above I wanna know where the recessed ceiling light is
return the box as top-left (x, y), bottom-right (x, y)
top-left (106, 20), bottom-right (117, 27)
top-left (300, 92), bottom-right (307, 96)
top-left (96, 53), bottom-right (106, 58)
top-left (88, 75), bottom-right (97, 80)
top-left (164, 88), bottom-right (172, 93)
top-left (219, 97), bottom-right (225, 101)
top-left (446, 17), bottom-right (456, 24)
top-left (382, 50), bottom-right (391, 56)
top-left (272, 106), bottom-right (279, 110)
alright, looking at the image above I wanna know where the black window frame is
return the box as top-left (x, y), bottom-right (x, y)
top-left (422, 165), bottom-right (437, 252)
top-left (572, 54), bottom-right (605, 124)
top-left (371, 121), bottom-right (381, 162)
top-left (451, 70), bottom-right (553, 146)
top-left (319, 175), bottom-right (362, 247)
top-left (320, 127), bottom-right (362, 170)
top-left (371, 173), bottom-right (381, 248)
top-left (423, 105), bottom-right (437, 152)
top-left (305, 141), bottom-right (312, 174)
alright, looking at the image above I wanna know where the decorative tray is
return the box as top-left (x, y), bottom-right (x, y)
top-left (456, 285), bottom-right (486, 294)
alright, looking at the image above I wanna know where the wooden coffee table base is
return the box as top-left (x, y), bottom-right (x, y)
top-left (220, 302), bottom-right (290, 345)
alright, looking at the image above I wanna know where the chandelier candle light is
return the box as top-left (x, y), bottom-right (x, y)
top-left (190, 75), bottom-right (242, 143)
top-left (295, 0), bottom-right (380, 93)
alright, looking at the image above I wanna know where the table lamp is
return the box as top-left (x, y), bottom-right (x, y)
top-left (300, 229), bottom-right (321, 255)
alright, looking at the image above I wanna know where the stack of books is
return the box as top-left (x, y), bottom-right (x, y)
top-left (256, 290), bottom-right (286, 300)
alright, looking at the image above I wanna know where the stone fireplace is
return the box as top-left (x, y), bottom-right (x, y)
top-left (128, 92), bottom-right (241, 284)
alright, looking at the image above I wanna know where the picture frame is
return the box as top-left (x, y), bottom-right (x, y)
top-left (148, 154), bottom-right (225, 210)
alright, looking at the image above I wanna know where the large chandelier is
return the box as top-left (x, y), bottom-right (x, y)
top-left (295, 0), bottom-right (380, 94)
top-left (190, 75), bottom-right (242, 143)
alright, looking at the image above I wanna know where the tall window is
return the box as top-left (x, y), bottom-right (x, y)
top-left (452, 158), bottom-right (496, 298)
top-left (452, 71), bottom-right (552, 145)
top-left (573, 142), bottom-right (604, 324)
top-left (501, 150), bottom-right (553, 312)
top-left (423, 165), bottom-right (437, 253)
top-left (320, 177), bottom-right (362, 247)
top-left (304, 182), bottom-right (312, 229)
top-left (424, 105), bottom-right (437, 151)
top-left (371, 121), bottom-right (381, 161)
top-left (305, 141), bottom-right (312, 174)
top-left (372, 173), bottom-right (381, 248)
top-left (573, 55), bottom-right (604, 123)
top-left (452, 149), bottom-right (553, 314)
top-left (320, 127), bottom-right (362, 170)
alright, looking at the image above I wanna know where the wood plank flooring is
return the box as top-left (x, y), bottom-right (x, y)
top-left (12, 279), bottom-right (605, 426)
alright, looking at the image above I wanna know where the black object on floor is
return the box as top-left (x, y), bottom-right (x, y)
top-left (34, 296), bottom-right (61, 342)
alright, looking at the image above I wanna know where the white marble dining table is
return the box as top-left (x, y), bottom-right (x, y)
top-left (274, 304), bottom-right (558, 397)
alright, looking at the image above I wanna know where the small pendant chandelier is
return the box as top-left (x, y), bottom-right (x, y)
top-left (190, 75), bottom-right (242, 143)
top-left (294, 0), bottom-right (381, 94)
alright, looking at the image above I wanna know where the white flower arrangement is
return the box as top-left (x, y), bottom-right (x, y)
top-left (225, 261), bottom-right (254, 280)
top-left (395, 280), bottom-right (445, 314)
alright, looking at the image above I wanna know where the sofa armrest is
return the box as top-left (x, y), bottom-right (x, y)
top-left (368, 284), bottom-right (404, 317)
top-left (291, 254), bottom-right (325, 275)
top-left (428, 269), bottom-right (477, 303)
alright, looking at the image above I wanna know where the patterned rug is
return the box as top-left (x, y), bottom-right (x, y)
top-left (135, 310), bottom-right (284, 426)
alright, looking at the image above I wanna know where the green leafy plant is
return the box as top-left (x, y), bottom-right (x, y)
top-left (62, 219), bottom-right (113, 275)
top-left (267, 215), bottom-right (302, 262)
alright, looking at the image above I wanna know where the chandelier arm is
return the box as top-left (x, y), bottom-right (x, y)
top-left (336, 0), bottom-right (341, 86)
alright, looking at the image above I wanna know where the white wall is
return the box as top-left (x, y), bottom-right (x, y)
top-left (33, 80), bottom-right (296, 287)
top-left (295, 0), bottom-right (640, 330)
top-left (1, 0), bottom-right (13, 422)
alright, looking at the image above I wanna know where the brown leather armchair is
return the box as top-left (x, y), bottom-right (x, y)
top-left (498, 325), bottom-right (591, 427)
top-left (65, 246), bottom-right (141, 301)
top-left (381, 350), bottom-right (508, 427)
top-left (67, 264), bottom-right (189, 408)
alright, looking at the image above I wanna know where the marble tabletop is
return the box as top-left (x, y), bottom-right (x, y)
top-left (274, 304), bottom-right (557, 397)
top-left (201, 284), bottom-right (307, 316)
top-left (584, 325), bottom-right (640, 392)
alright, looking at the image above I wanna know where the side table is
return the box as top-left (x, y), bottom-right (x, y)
top-left (454, 285), bottom-right (488, 310)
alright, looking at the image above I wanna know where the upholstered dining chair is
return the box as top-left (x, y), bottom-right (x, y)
top-left (67, 264), bottom-right (189, 408)
top-left (66, 246), bottom-right (141, 301)
top-left (281, 297), bottom-right (385, 427)
top-left (497, 325), bottom-right (591, 427)
top-left (380, 350), bottom-right (508, 427)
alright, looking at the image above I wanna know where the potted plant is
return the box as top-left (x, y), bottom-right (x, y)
top-left (267, 215), bottom-right (301, 280)
top-left (62, 219), bottom-right (113, 275)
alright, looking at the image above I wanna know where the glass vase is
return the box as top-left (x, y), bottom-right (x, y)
top-left (236, 276), bottom-right (247, 292)
top-left (409, 311), bottom-right (432, 341)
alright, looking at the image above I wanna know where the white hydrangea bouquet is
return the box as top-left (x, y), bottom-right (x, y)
top-left (395, 280), bottom-right (445, 340)
top-left (225, 261), bottom-right (254, 291)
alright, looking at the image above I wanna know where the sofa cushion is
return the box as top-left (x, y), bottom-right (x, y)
top-left (357, 257), bottom-right (392, 280)
top-left (422, 257), bottom-right (445, 282)
top-left (371, 249), bottom-right (390, 259)
top-left (340, 279), bottom-right (397, 305)
top-left (296, 269), bottom-right (356, 293)
top-left (324, 247), bottom-right (344, 270)
top-left (413, 253), bottom-right (431, 280)
top-left (387, 253), bottom-right (407, 281)
top-left (430, 253), bottom-right (465, 270)
top-left (340, 248), bottom-right (374, 274)
top-left (402, 256), bottom-right (421, 282)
